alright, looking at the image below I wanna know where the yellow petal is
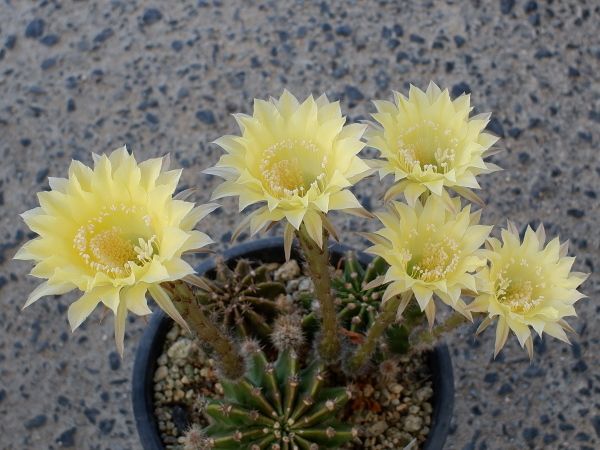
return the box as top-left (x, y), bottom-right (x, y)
top-left (302, 210), bottom-right (323, 249)
top-left (383, 281), bottom-right (406, 303)
top-left (138, 157), bottom-right (163, 190)
top-left (543, 322), bottom-right (571, 344)
top-left (163, 259), bottom-right (195, 280)
top-left (48, 176), bottom-right (68, 192)
top-left (311, 192), bottom-right (330, 213)
top-left (284, 223), bottom-right (295, 262)
top-left (123, 284), bottom-right (152, 316)
top-left (403, 183), bottom-right (426, 206)
top-left (23, 281), bottom-right (74, 309)
top-left (413, 284), bottom-right (433, 311)
top-left (67, 288), bottom-right (106, 330)
top-left (285, 209), bottom-right (306, 230)
top-left (494, 317), bottom-right (509, 358)
top-left (424, 301), bottom-right (436, 329)
top-left (183, 231), bottom-right (214, 252)
top-left (148, 285), bottom-right (190, 333)
top-left (160, 227), bottom-right (192, 260)
top-left (210, 181), bottom-right (241, 200)
top-left (101, 289), bottom-right (121, 314)
top-left (141, 260), bottom-right (170, 284)
top-left (328, 190), bottom-right (363, 211)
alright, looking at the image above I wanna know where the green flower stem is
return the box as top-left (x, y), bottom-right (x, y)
top-left (297, 225), bottom-right (341, 363)
top-left (410, 311), bottom-right (468, 348)
top-left (347, 292), bottom-right (407, 373)
top-left (164, 280), bottom-right (245, 379)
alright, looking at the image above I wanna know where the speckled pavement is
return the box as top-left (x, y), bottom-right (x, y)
top-left (1, 1), bottom-right (598, 449)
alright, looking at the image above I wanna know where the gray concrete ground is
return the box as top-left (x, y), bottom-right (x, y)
top-left (1, 1), bottom-right (598, 449)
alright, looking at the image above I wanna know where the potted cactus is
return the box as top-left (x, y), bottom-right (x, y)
top-left (132, 239), bottom-right (454, 449)
top-left (16, 85), bottom-right (588, 449)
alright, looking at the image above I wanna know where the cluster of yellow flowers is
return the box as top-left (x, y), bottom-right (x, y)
top-left (16, 83), bottom-right (587, 358)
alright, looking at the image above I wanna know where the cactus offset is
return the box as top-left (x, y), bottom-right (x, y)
top-left (184, 424), bottom-right (212, 450)
top-left (200, 346), bottom-right (357, 449)
top-left (271, 314), bottom-right (305, 354)
top-left (197, 259), bottom-right (287, 339)
top-left (332, 253), bottom-right (388, 333)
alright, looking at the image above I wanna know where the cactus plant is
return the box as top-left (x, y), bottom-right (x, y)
top-left (199, 346), bottom-right (357, 449)
top-left (184, 424), bottom-right (212, 450)
top-left (331, 253), bottom-right (389, 333)
top-left (197, 259), bottom-right (288, 339)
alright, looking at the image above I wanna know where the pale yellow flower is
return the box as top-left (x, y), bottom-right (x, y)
top-left (15, 147), bottom-right (217, 355)
top-left (205, 90), bottom-right (372, 249)
top-left (468, 224), bottom-right (588, 358)
top-left (366, 195), bottom-right (491, 326)
top-left (367, 82), bottom-right (500, 206)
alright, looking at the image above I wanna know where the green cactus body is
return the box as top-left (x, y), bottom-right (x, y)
top-left (201, 347), bottom-right (356, 449)
top-left (330, 253), bottom-right (426, 357)
top-left (331, 253), bottom-right (388, 333)
top-left (197, 259), bottom-right (287, 339)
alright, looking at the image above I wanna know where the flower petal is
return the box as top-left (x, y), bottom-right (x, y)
top-left (494, 317), bottom-right (509, 358)
top-left (148, 285), bottom-right (190, 333)
top-left (123, 284), bottom-right (152, 316)
top-left (23, 281), bottom-right (74, 309)
top-left (67, 289), bottom-right (105, 331)
top-left (302, 210), bottom-right (323, 249)
top-left (114, 293), bottom-right (128, 357)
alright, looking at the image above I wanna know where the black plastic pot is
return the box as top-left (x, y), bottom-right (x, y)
top-left (133, 237), bottom-right (454, 449)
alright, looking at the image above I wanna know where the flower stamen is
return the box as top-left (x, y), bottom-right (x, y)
top-left (408, 237), bottom-right (461, 282)
top-left (396, 120), bottom-right (458, 174)
top-left (495, 270), bottom-right (544, 314)
top-left (73, 204), bottom-right (156, 277)
top-left (260, 139), bottom-right (326, 198)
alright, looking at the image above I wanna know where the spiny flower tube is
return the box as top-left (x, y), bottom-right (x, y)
top-left (366, 195), bottom-right (491, 327)
top-left (205, 90), bottom-right (372, 250)
top-left (468, 224), bottom-right (588, 358)
top-left (15, 147), bottom-right (218, 355)
top-left (367, 82), bottom-right (501, 206)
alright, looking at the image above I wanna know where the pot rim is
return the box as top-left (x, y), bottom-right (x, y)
top-left (132, 237), bottom-right (454, 450)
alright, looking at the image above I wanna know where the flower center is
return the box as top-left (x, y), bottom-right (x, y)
top-left (73, 204), bottom-right (156, 277)
top-left (495, 267), bottom-right (545, 314)
top-left (89, 229), bottom-right (137, 270)
top-left (396, 119), bottom-right (459, 173)
top-left (407, 237), bottom-right (461, 282)
top-left (260, 139), bottom-right (327, 198)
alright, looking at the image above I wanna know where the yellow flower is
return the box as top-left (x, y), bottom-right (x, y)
top-left (15, 147), bottom-right (217, 355)
top-left (205, 90), bottom-right (372, 249)
top-left (468, 224), bottom-right (588, 358)
top-left (366, 195), bottom-right (491, 326)
top-left (367, 82), bottom-right (500, 206)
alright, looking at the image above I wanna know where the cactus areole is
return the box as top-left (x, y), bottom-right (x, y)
top-left (133, 238), bottom-right (454, 450)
